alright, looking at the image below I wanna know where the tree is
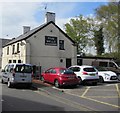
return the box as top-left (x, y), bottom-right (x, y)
top-left (95, 1), bottom-right (120, 57)
top-left (93, 27), bottom-right (105, 55)
top-left (65, 15), bottom-right (91, 54)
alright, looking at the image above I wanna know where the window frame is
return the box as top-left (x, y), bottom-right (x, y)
top-left (7, 46), bottom-right (9, 55)
top-left (59, 40), bottom-right (65, 50)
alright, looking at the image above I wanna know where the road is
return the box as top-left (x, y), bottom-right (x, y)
top-left (1, 79), bottom-right (120, 112)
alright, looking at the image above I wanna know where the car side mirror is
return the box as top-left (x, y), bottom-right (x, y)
top-left (10, 68), bottom-right (14, 72)
top-left (1, 69), bottom-right (5, 72)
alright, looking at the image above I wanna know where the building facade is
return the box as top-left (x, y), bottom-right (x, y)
top-left (0, 38), bottom-right (11, 70)
top-left (2, 12), bottom-right (77, 72)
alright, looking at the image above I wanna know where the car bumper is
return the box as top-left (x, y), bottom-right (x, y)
top-left (60, 80), bottom-right (80, 86)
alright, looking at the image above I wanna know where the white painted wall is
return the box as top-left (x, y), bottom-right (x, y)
top-left (28, 23), bottom-right (77, 71)
top-left (2, 23), bottom-right (77, 71)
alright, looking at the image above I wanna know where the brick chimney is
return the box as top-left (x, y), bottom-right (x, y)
top-left (45, 12), bottom-right (55, 23)
top-left (23, 26), bottom-right (30, 34)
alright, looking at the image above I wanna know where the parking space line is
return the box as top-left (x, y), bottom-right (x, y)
top-left (82, 96), bottom-right (120, 108)
top-left (86, 96), bottom-right (118, 98)
top-left (115, 84), bottom-right (120, 97)
top-left (34, 90), bottom-right (97, 111)
top-left (81, 87), bottom-right (90, 97)
top-left (66, 92), bottom-right (120, 109)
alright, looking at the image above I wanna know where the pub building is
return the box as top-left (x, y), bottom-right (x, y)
top-left (2, 12), bottom-right (77, 73)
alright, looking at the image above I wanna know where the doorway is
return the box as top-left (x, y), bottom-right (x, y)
top-left (66, 58), bottom-right (71, 68)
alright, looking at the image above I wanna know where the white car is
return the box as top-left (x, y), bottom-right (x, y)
top-left (68, 65), bottom-right (99, 85)
top-left (95, 66), bottom-right (118, 83)
top-left (1, 63), bottom-right (33, 88)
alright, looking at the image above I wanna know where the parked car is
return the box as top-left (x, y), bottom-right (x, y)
top-left (1, 63), bottom-right (33, 88)
top-left (95, 66), bottom-right (118, 83)
top-left (68, 65), bottom-right (99, 85)
top-left (41, 67), bottom-right (80, 88)
top-left (92, 60), bottom-right (120, 81)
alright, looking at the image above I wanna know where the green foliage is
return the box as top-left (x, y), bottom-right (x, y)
top-left (95, 1), bottom-right (120, 54)
top-left (65, 15), bottom-right (91, 54)
top-left (93, 27), bottom-right (105, 55)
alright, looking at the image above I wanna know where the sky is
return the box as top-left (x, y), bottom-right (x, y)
top-left (0, 1), bottom-right (109, 39)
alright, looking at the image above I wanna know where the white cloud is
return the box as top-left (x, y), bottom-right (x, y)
top-left (56, 17), bottom-right (72, 31)
top-left (1, 2), bottom-right (44, 39)
top-left (1, 2), bottom-right (77, 39)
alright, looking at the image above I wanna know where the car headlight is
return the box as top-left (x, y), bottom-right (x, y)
top-left (104, 73), bottom-right (110, 76)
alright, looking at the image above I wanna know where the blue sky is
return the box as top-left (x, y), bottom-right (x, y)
top-left (35, 2), bottom-right (108, 22)
top-left (0, 2), bottom-right (108, 39)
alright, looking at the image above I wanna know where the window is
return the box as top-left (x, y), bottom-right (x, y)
top-left (99, 62), bottom-right (108, 67)
top-left (15, 65), bottom-right (32, 73)
top-left (18, 60), bottom-right (21, 63)
top-left (84, 68), bottom-right (96, 72)
top-left (7, 47), bottom-right (9, 55)
top-left (109, 62), bottom-right (116, 67)
top-left (17, 43), bottom-right (20, 53)
top-left (59, 40), bottom-right (64, 50)
top-left (51, 69), bottom-right (56, 74)
top-left (12, 45), bottom-right (15, 54)
top-left (69, 67), bottom-right (80, 72)
top-left (4, 65), bottom-right (9, 72)
top-left (8, 60), bottom-right (12, 63)
top-left (13, 60), bottom-right (16, 63)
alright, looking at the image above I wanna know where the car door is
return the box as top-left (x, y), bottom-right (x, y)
top-left (2, 64), bottom-right (9, 82)
top-left (49, 69), bottom-right (57, 83)
top-left (44, 68), bottom-right (52, 82)
top-left (14, 64), bottom-right (32, 83)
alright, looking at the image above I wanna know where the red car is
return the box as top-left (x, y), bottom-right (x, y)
top-left (41, 67), bottom-right (80, 88)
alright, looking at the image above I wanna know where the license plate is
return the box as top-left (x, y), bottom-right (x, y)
top-left (68, 77), bottom-right (74, 79)
top-left (90, 74), bottom-right (95, 76)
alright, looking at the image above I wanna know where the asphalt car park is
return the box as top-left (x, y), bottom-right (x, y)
top-left (52, 82), bottom-right (120, 110)
top-left (32, 80), bottom-right (120, 111)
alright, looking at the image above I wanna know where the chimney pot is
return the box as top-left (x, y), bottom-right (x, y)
top-left (45, 12), bottom-right (55, 23)
top-left (23, 26), bottom-right (30, 34)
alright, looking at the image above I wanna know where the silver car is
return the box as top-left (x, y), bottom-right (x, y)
top-left (1, 63), bottom-right (33, 88)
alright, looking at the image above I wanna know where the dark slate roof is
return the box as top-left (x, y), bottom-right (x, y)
top-left (2, 39), bottom-right (11, 47)
top-left (4, 21), bottom-right (76, 47)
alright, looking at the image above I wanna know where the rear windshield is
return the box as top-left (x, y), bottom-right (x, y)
top-left (60, 69), bottom-right (74, 75)
top-left (15, 65), bottom-right (32, 73)
top-left (84, 67), bottom-right (96, 72)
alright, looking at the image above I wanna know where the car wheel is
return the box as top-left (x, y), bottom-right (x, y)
top-left (41, 76), bottom-right (45, 82)
top-left (78, 76), bottom-right (82, 84)
top-left (117, 75), bottom-right (120, 81)
top-left (99, 76), bottom-right (104, 83)
top-left (54, 80), bottom-right (60, 88)
top-left (7, 80), bottom-right (12, 88)
top-left (1, 79), bottom-right (4, 84)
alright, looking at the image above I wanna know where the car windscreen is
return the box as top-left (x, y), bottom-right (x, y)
top-left (95, 67), bottom-right (108, 71)
top-left (116, 62), bottom-right (120, 67)
top-left (15, 65), bottom-right (32, 73)
top-left (60, 69), bottom-right (74, 75)
top-left (84, 67), bottom-right (96, 72)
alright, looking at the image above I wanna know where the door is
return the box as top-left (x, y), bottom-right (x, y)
top-left (66, 58), bottom-right (71, 68)
top-left (49, 69), bottom-right (57, 83)
top-left (2, 65), bottom-right (9, 82)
